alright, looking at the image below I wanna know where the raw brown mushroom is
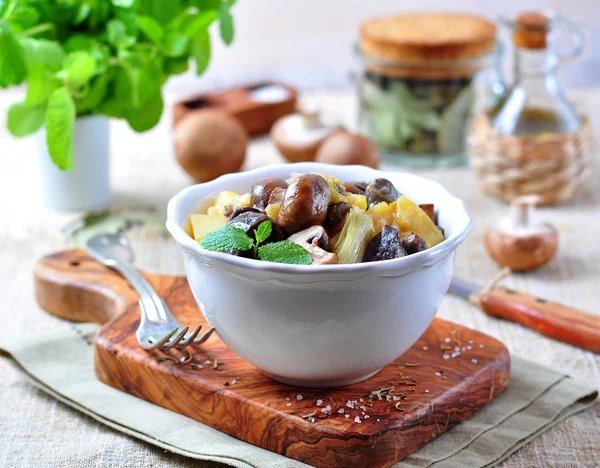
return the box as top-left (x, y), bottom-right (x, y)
top-left (277, 174), bottom-right (331, 234)
top-left (484, 196), bottom-right (558, 271)
top-left (288, 226), bottom-right (339, 264)
top-left (174, 109), bottom-right (248, 182)
top-left (315, 132), bottom-right (379, 168)
top-left (271, 110), bottom-right (339, 163)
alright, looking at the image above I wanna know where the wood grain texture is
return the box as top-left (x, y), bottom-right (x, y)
top-left (172, 82), bottom-right (297, 136)
top-left (475, 287), bottom-right (600, 354)
top-left (35, 249), bottom-right (511, 468)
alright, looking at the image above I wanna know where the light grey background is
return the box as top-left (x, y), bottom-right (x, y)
top-left (168, 0), bottom-right (600, 92)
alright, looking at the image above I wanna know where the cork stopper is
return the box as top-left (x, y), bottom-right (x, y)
top-left (359, 13), bottom-right (496, 78)
top-left (514, 12), bottom-right (550, 49)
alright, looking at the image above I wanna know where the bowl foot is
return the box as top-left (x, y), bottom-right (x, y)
top-left (259, 369), bottom-right (382, 388)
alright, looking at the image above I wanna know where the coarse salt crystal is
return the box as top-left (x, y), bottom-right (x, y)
top-left (479, 344), bottom-right (484, 348)
top-left (345, 414), bottom-right (350, 418)
top-left (321, 405), bottom-right (331, 413)
top-left (422, 346), bottom-right (428, 351)
top-left (435, 372), bottom-right (441, 376)
top-left (466, 345), bottom-right (472, 350)
top-left (451, 352), bottom-right (459, 358)
top-left (472, 358), bottom-right (478, 364)
top-left (393, 396), bottom-right (401, 401)
top-left (359, 398), bottom-right (364, 402)
top-left (444, 338), bottom-right (450, 343)
top-left (443, 354), bottom-right (450, 360)
top-left (377, 419), bottom-right (380, 422)
top-left (204, 360), bottom-right (212, 364)
top-left (454, 346), bottom-right (460, 352)
top-left (338, 408), bottom-right (345, 414)
top-left (425, 389), bottom-right (430, 393)
top-left (309, 417), bottom-right (315, 423)
top-left (468, 340), bottom-right (474, 344)
top-left (346, 400), bottom-right (355, 409)
top-left (286, 403), bottom-right (292, 406)
top-left (296, 395), bottom-right (303, 400)
top-left (364, 415), bottom-right (370, 419)
top-left (231, 379), bottom-right (237, 385)
top-left (316, 399), bottom-right (323, 406)
top-left (354, 416), bottom-right (362, 424)
top-left (285, 397), bottom-right (289, 401)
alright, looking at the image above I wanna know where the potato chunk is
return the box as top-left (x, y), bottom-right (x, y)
top-left (394, 196), bottom-right (444, 248)
top-left (190, 214), bottom-right (227, 241)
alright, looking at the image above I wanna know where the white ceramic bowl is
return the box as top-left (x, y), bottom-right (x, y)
top-left (167, 163), bottom-right (471, 388)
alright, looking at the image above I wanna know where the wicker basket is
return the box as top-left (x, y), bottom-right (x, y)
top-left (467, 112), bottom-right (596, 205)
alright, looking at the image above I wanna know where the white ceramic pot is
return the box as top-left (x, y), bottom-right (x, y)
top-left (167, 163), bottom-right (472, 388)
top-left (37, 115), bottom-right (110, 211)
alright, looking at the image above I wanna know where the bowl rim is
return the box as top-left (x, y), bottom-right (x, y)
top-left (166, 163), bottom-right (472, 277)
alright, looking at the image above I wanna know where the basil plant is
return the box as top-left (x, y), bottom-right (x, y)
top-left (0, 0), bottom-right (235, 170)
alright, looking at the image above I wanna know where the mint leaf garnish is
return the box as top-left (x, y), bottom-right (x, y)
top-left (200, 224), bottom-right (254, 252)
top-left (258, 242), bottom-right (312, 265)
top-left (7, 101), bottom-right (46, 137)
top-left (254, 221), bottom-right (272, 246)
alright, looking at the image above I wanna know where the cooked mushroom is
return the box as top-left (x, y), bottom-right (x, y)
top-left (344, 181), bottom-right (368, 195)
top-left (228, 207), bottom-right (261, 221)
top-left (250, 178), bottom-right (289, 210)
top-left (288, 226), bottom-right (338, 264)
top-left (323, 202), bottom-right (351, 237)
top-left (268, 186), bottom-right (286, 205)
top-left (401, 232), bottom-right (427, 255)
top-left (277, 174), bottom-right (331, 234)
top-left (365, 178), bottom-right (400, 208)
top-left (363, 225), bottom-right (406, 262)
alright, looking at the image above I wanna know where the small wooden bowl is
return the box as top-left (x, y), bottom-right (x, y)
top-left (173, 82), bottom-right (297, 136)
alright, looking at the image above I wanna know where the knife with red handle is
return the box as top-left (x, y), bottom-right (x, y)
top-left (449, 277), bottom-right (600, 353)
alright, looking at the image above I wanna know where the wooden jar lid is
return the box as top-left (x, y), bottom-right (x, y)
top-left (359, 13), bottom-right (497, 78)
top-left (513, 12), bottom-right (549, 49)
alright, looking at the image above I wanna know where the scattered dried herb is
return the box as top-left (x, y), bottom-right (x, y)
top-left (301, 411), bottom-right (317, 419)
top-left (404, 362), bottom-right (421, 367)
top-left (157, 356), bottom-right (178, 364)
top-left (179, 351), bottom-right (193, 365)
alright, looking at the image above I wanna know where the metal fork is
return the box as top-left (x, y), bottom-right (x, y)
top-left (87, 233), bottom-right (215, 350)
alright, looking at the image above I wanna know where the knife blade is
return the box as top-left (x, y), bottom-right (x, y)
top-left (448, 276), bottom-right (600, 354)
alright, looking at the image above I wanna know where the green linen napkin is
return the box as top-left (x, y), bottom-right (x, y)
top-left (0, 323), bottom-right (596, 468)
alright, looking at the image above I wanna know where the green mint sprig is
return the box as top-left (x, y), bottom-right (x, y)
top-left (200, 220), bottom-right (312, 265)
top-left (0, 0), bottom-right (236, 170)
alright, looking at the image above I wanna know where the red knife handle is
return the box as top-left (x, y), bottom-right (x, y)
top-left (473, 287), bottom-right (600, 353)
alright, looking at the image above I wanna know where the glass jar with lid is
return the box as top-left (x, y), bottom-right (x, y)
top-left (355, 13), bottom-right (504, 168)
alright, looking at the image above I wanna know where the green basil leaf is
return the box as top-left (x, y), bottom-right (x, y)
top-left (258, 242), bottom-right (312, 265)
top-left (218, 3), bottom-right (234, 45)
top-left (20, 38), bottom-right (64, 74)
top-left (163, 57), bottom-right (189, 75)
top-left (124, 90), bottom-right (163, 132)
top-left (7, 101), bottom-right (46, 137)
top-left (64, 51), bottom-right (97, 88)
top-left (45, 87), bottom-right (76, 171)
top-left (10, 4), bottom-right (40, 29)
top-left (77, 74), bottom-right (108, 113)
top-left (107, 18), bottom-right (127, 46)
top-left (74, 2), bottom-right (91, 25)
top-left (138, 0), bottom-right (181, 23)
top-left (111, 0), bottom-right (135, 8)
top-left (180, 10), bottom-right (218, 37)
top-left (0, 24), bottom-right (27, 88)
top-left (64, 34), bottom-right (95, 52)
top-left (136, 15), bottom-right (163, 44)
top-left (25, 76), bottom-right (60, 106)
top-left (163, 33), bottom-right (188, 57)
top-left (191, 29), bottom-right (210, 75)
top-left (97, 97), bottom-right (123, 118)
top-left (200, 224), bottom-right (254, 253)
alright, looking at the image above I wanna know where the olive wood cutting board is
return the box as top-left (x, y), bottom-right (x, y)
top-left (34, 250), bottom-right (510, 468)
